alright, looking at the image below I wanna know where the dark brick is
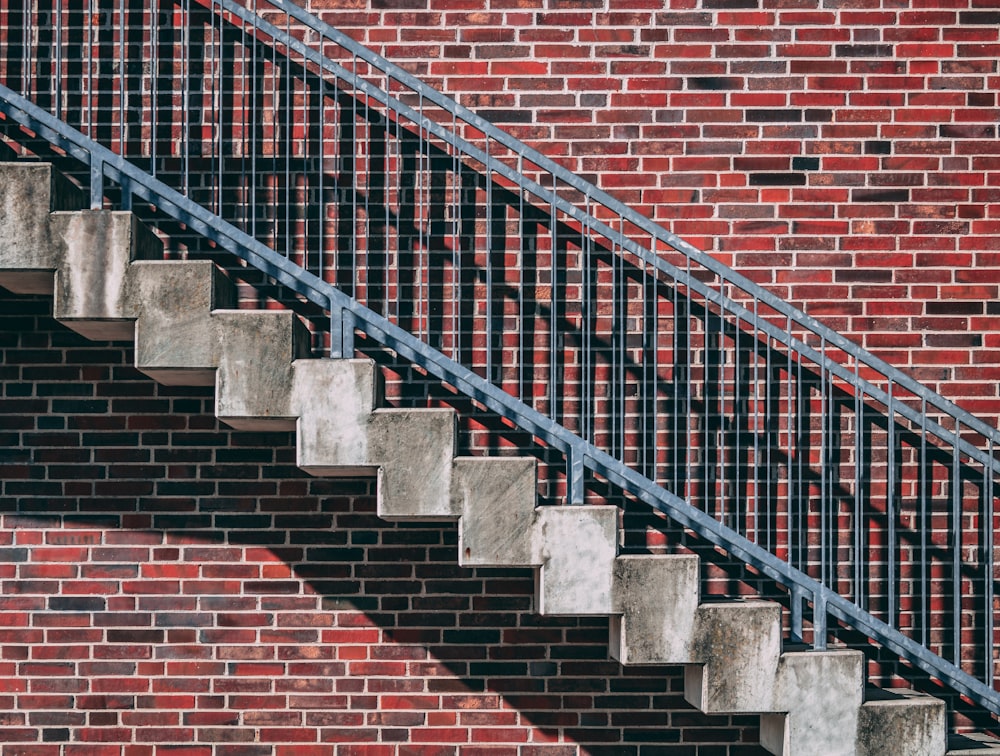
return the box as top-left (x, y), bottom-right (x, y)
top-left (746, 109), bottom-right (802, 122)
top-left (865, 140), bottom-right (892, 154)
top-left (959, 11), bottom-right (1000, 24)
top-left (940, 124), bottom-right (997, 139)
top-left (702, 0), bottom-right (758, 7)
top-left (926, 302), bottom-right (984, 315)
top-left (48, 597), bottom-right (106, 612)
top-left (748, 173), bottom-right (807, 186)
top-left (689, 77), bottom-right (741, 90)
top-left (835, 44), bottom-right (892, 57)
top-left (852, 188), bottom-right (910, 202)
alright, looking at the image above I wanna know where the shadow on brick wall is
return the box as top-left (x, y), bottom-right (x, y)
top-left (0, 290), bottom-right (767, 755)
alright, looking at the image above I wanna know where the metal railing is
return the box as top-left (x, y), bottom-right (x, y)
top-left (0, 0), bottom-right (997, 716)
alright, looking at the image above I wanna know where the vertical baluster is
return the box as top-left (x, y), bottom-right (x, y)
top-left (686, 259), bottom-right (694, 505)
top-left (217, 0), bottom-right (223, 218)
top-left (272, 33), bottom-right (280, 253)
top-left (718, 284), bottom-right (725, 524)
top-left (764, 324), bottom-right (773, 551)
top-left (952, 418), bottom-right (962, 664)
top-left (610, 233), bottom-right (618, 457)
top-left (734, 310), bottom-right (742, 535)
top-left (87, 0), bottom-right (93, 138)
top-left (182, 0), bottom-right (189, 197)
top-left (888, 379), bottom-right (896, 629)
top-left (518, 157), bottom-right (528, 402)
top-left (250, 2), bottom-right (258, 239)
top-left (55, 2), bottom-right (63, 120)
top-left (919, 398), bottom-right (928, 647)
top-left (713, 288), bottom-right (733, 523)
top-left (239, 3), bottom-right (246, 233)
top-left (672, 259), bottom-right (682, 495)
top-left (119, 0), bottom-right (124, 159)
top-left (209, 0), bottom-right (217, 215)
top-left (820, 340), bottom-right (828, 590)
top-left (986, 439), bottom-right (995, 687)
top-left (639, 238), bottom-right (648, 476)
top-left (284, 11), bottom-right (291, 261)
top-left (650, 238), bottom-right (658, 484)
top-left (360, 75), bottom-right (369, 308)
top-left (709, 288), bottom-right (716, 512)
top-left (485, 136), bottom-right (493, 383)
top-left (549, 173), bottom-right (557, 423)
top-left (751, 300), bottom-right (760, 544)
top-left (854, 369), bottom-right (864, 611)
top-left (384, 78), bottom-right (394, 320)
top-left (452, 112), bottom-right (461, 356)
top-left (351, 54), bottom-right (359, 292)
top-left (21, 2), bottom-right (28, 101)
top-left (392, 102), bottom-right (400, 323)
top-left (616, 216), bottom-right (624, 461)
top-left (418, 93), bottom-right (425, 342)
top-left (786, 322), bottom-right (794, 564)
top-left (318, 54), bottom-right (325, 282)
top-left (151, 0), bottom-right (158, 177)
top-left (582, 200), bottom-right (592, 444)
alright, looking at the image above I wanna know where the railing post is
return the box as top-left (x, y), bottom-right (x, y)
top-left (120, 175), bottom-right (132, 212)
top-left (90, 156), bottom-right (103, 209)
top-left (567, 446), bottom-right (585, 506)
top-left (790, 585), bottom-right (804, 644)
top-left (330, 306), bottom-right (356, 359)
top-left (813, 591), bottom-right (828, 651)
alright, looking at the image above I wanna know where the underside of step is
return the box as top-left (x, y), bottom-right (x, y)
top-left (1, 160), bottom-right (993, 756)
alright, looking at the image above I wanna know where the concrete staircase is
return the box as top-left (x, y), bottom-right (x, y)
top-left (0, 160), bottom-right (994, 755)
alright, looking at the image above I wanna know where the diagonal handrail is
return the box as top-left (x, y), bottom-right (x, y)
top-left (0, 0), bottom-right (997, 718)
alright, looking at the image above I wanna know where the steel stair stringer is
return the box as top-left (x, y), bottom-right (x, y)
top-left (2, 158), bottom-right (989, 756)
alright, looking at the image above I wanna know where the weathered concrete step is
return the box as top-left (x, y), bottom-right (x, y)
top-left (131, 260), bottom-right (234, 385)
top-left (858, 689), bottom-right (946, 756)
top-left (0, 161), bottom-right (84, 294)
top-left (760, 649), bottom-right (864, 756)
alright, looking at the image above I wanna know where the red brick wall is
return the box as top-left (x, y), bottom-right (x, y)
top-left (0, 292), bottom-right (767, 754)
top-left (306, 0), bottom-right (1000, 419)
top-left (0, 1), bottom-right (997, 737)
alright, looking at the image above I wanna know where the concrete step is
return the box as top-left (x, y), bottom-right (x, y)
top-left (0, 161), bottom-right (84, 294)
top-left (760, 649), bottom-right (864, 756)
top-left (0, 159), bottom-right (968, 756)
top-left (858, 689), bottom-right (946, 756)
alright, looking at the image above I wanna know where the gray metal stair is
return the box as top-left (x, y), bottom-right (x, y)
top-left (1, 160), bottom-right (996, 756)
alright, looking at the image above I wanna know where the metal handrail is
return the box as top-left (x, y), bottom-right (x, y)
top-left (1, 0), bottom-right (997, 717)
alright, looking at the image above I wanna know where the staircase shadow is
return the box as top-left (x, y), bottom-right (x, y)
top-left (0, 289), bottom-right (768, 754)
